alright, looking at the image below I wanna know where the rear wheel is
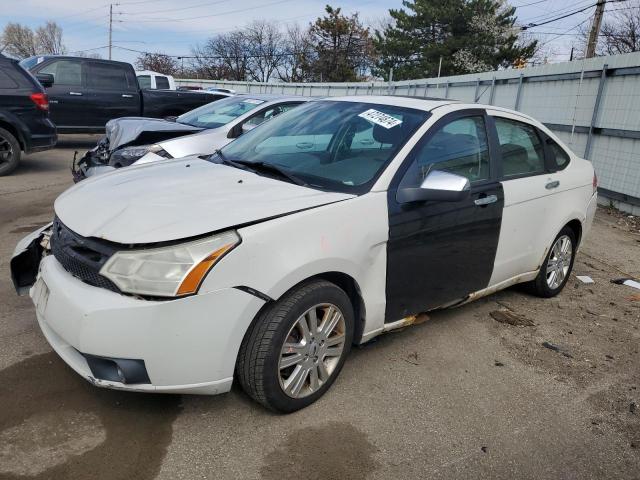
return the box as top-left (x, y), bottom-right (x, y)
top-left (527, 227), bottom-right (576, 297)
top-left (0, 128), bottom-right (21, 176)
top-left (236, 280), bottom-right (354, 413)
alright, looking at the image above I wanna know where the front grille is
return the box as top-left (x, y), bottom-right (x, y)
top-left (50, 217), bottom-right (121, 293)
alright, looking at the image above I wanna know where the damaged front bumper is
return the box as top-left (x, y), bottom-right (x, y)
top-left (10, 223), bottom-right (52, 295)
top-left (11, 225), bottom-right (266, 395)
top-left (71, 147), bottom-right (116, 183)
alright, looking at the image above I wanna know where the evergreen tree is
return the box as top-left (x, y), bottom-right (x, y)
top-left (309, 5), bottom-right (373, 82)
top-left (374, 0), bottom-right (537, 80)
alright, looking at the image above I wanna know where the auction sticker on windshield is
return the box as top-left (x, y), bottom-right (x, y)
top-left (358, 109), bottom-right (402, 129)
top-left (243, 99), bottom-right (265, 105)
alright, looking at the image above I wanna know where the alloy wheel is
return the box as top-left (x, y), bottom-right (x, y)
top-left (278, 303), bottom-right (346, 398)
top-left (546, 234), bottom-right (573, 290)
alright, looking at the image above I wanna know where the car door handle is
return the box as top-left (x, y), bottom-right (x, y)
top-left (69, 91), bottom-right (83, 96)
top-left (296, 142), bottom-right (313, 149)
top-left (474, 195), bottom-right (498, 206)
top-left (122, 94), bottom-right (133, 98)
top-left (545, 180), bottom-right (560, 189)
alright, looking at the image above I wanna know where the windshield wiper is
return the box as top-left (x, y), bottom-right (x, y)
top-left (233, 160), bottom-right (308, 187)
top-left (210, 150), bottom-right (257, 173)
top-left (210, 152), bottom-right (307, 186)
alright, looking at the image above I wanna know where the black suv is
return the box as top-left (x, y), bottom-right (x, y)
top-left (0, 55), bottom-right (57, 176)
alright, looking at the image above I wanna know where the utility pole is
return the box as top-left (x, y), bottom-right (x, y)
top-left (108, 4), bottom-right (113, 60)
top-left (586, 0), bottom-right (606, 58)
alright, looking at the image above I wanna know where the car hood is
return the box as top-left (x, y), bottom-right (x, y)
top-left (106, 117), bottom-right (203, 150)
top-left (158, 128), bottom-right (229, 158)
top-left (54, 157), bottom-right (354, 244)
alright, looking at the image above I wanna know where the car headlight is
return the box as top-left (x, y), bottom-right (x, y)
top-left (111, 144), bottom-right (171, 166)
top-left (100, 230), bottom-right (240, 297)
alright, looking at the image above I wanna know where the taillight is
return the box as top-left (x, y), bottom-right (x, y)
top-left (29, 92), bottom-right (49, 111)
top-left (593, 172), bottom-right (598, 194)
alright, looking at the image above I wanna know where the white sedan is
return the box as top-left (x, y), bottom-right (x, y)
top-left (12, 96), bottom-right (597, 412)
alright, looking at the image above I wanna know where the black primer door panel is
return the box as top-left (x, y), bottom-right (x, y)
top-left (385, 183), bottom-right (503, 321)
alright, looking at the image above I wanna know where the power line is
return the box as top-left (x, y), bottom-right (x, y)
top-left (521, 2), bottom-right (602, 30)
top-left (122, 0), bottom-right (296, 23)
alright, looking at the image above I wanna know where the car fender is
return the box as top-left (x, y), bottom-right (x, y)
top-left (199, 192), bottom-right (390, 341)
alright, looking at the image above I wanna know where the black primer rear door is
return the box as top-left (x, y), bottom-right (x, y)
top-left (385, 110), bottom-right (503, 322)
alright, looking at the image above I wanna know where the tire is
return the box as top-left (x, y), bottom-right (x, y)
top-left (236, 280), bottom-right (354, 413)
top-left (526, 226), bottom-right (577, 297)
top-left (0, 127), bottom-right (21, 176)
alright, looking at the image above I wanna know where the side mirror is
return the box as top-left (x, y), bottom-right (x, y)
top-left (397, 170), bottom-right (471, 204)
top-left (227, 123), bottom-right (243, 139)
top-left (36, 73), bottom-right (54, 88)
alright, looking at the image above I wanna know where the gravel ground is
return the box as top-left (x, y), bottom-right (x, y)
top-left (0, 136), bottom-right (638, 480)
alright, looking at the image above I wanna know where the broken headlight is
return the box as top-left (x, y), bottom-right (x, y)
top-left (100, 231), bottom-right (240, 297)
top-left (110, 144), bottom-right (171, 167)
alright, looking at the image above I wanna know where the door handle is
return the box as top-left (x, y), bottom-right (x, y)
top-left (122, 94), bottom-right (133, 98)
top-left (545, 180), bottom-right (560, 189)
top-left (296, 142), bottom-right (313, 149)
top-left (69, 91), bottom-right (83, 96)
top-left (474, 195), bottom-right (498, 206)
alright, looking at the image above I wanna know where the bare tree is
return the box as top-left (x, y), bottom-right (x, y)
top-left (35, 21), bottom-right (65, 55)
top-left (575, 2), bottom-right (640, 58)
top-left (1, 21), bottom-right (66, 59)
top-left (135, 52), bottom-right (178, 75)
top-left (1, 23), bottom-right (38, 59)
top-left (191, 31), bottom-right (250, 81)
top-left (245, 20), bottom-right (285, 82)
top-left (600, 1), bottom-right (640, 55)
top-left (278, 23), bottom-right (316, 82)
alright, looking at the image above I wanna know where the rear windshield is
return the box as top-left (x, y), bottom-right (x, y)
top-left (176, 96), bottom-right (265, 129)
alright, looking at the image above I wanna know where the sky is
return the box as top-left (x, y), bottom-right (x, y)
top-left (0, 0), bottom-right (624, 67)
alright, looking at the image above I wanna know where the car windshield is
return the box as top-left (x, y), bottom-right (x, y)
top-left (211, 100), bottom-right (430, 193)
top-left (176, 96), bottom-right (265, 129)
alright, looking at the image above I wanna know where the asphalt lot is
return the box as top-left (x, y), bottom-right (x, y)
top-left (0, 135), bottom-right (639, 480)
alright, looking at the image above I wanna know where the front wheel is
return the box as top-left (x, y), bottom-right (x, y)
top-left (527, 227), bottom-right (577, 297)
top-left (236, 280), bottom-right (354, 413)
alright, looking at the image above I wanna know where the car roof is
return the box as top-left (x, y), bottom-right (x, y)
top-left (22, 55), bottom-right (132, 67)
top-left (327, 95), bottom-right (457, 111)
top-left (234, 93), bottom-right (307, 102)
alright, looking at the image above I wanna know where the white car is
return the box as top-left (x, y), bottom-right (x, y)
top-left (133, 94), bottom-right (305, 166)
top-left (12, 96), bottom-right (598, 412)
top-left (75, 94), bottom-right (306, 180)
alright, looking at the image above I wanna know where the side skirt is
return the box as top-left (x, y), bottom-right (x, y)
top-left (363, 271), bottom-right (539, 338)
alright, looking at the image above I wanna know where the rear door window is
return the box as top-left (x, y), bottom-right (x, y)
top-left (546, 137), bottom-right (570, 170)
top-left (155, 76), bottom-right (170, 89)
top-left (494, 117), bottom-right (545, 177)
top-left (0, 68), bottom-right (18, 89)
top-left (39, 60), bottom-right (83, 86)
top-left (87, 63), bottom-right (136, 91)
top-left (137, 75), bottom-right (151, 89)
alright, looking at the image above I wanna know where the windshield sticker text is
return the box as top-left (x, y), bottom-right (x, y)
top-left (358, 109), bottom-right (402, 129)
top-left (243, 99), bottom-right (265, 105)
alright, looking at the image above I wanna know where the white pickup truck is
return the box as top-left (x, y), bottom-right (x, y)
top-left (135, 70), bottom-right (176, 90)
